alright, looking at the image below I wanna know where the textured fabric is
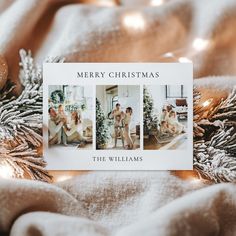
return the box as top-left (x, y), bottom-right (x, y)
top-left (0, 0), bottom-right (236, 235)
top-left (0, 173), bottom-right (236, 236)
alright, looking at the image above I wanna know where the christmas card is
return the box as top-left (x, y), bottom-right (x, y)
top-left (43, 63), bottom-right (193, 170)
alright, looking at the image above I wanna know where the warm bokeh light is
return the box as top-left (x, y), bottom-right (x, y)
top-left (202, 98), bottom-right (213, 107)
top-left (178, 57), bottom-right (192, 63)
top-left (192, 38), bottom-right (209, 51)
top-left (55, 175), bottom-right (73, 182)
top-left (163, 52), bottom-right (174, 58)
top-left (190, 178), bottom-right (202, 185)
top-left (150, 0), bottom-right (164, 6)
top-left (0, 164), bottom-right (14, 179)
top-left (96, 0), bottom-right (116, 7)
top-left (123, 12), bottom-right (146, 31)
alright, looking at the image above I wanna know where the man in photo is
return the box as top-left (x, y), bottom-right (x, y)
top-left (112, 103), bottom-right (125, 148)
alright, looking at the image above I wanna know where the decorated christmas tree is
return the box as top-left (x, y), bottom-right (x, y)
top-left (143, 86), bottom-right (158, 135)
top-left (96, 98), bottom-right (109, 149)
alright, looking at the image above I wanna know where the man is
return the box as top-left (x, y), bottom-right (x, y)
top-left (112, 103), bottom-right (124, 148)
top-left (48, 107), bottom-right (64, 145)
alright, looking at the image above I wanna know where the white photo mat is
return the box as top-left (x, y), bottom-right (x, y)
top-left (43, 63), bottom-right (193, 170)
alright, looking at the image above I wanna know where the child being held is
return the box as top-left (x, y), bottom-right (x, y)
top-left (114, 114), bottom-right (124, 148)
top-left (160, 108), bottom-right (169, 122)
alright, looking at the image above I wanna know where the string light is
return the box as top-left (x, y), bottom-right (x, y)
top-left (123, 12), bottom-right (146, 31)
top-left (0, 164), bottom-right (14, 179)
top-left (202, 98), bottom-right (213, 107)
top-left (178, 57), bottom-right (192, 63)
top-left (150, 0), bottom-right (164, 6)
top-left (192, 38), bottom-right (209, 51)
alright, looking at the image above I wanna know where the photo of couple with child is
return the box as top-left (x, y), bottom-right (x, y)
top-left (144, 85), bottom-right (188, 150)
top-left (48, 85), bottom-right (93, 150)
top-left (96, 85), bottom-right (140, 150)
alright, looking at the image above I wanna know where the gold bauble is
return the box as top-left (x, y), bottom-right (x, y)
top-left (0, 55), bottom-right (8, 90)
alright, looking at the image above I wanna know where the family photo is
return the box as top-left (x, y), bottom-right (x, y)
top-left (96, 85), bottom-right (140, 150)
top-left (48, 85), bottom-right (93, 150)
top-left (144, 85), bottom-right (188, 150)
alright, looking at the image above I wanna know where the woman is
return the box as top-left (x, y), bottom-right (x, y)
top-left (168, 110), bottom-right (185, 134)
top-left (63, 111), bottom-right (85, 147)
top-left (123, 107), bottom-right (134, 150)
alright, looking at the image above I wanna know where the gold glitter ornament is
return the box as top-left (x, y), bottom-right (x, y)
top-left (0, 55), bottom-right (8, 90)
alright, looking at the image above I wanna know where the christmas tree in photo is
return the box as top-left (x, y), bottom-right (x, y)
top-left (143, 86), bottom-right (158, 136)
top-left (96, 98), bottom-right (109, 149)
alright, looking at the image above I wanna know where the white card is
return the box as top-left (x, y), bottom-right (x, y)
top-left (43, 63), bottom-right (193, 170)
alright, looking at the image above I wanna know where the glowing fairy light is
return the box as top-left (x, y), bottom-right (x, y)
top-left (150, 0), bottom-right (164, 6)
top-left (192, 38), bottom-right (209, 51)
top-left (202, 98), bottom-right (213, 107)
top-left (178, 57), bottom-right (192, 63)
top-left (0, 164), bottom-right (14, 179)
top-left (163, 52), bottom-right (174, 58)
top-left (123, 12), bottom-right (146, 31)
top-left (96, 0), bottom-right (116, 7)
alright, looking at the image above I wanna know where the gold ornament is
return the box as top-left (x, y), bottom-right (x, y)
top-left (0, 55), bottom-right (8, 90)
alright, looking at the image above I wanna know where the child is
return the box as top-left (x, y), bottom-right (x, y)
top-left (160, 108), bottom-right (169, 122)
top-left (168, 111), bottom-right (185, 134)
top-left (114, 114), bottom-right (124, 148)
top-left (160, 120), bottom-right (174, 137)
top-left (58, 104), bottom-right (67, 122)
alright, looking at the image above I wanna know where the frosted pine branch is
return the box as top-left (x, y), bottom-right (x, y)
top-left (0, 49), bottom-right (63, 182)
top-left (0, 142), bottom-right (51, 181)
top-left (0, 50), bottom-right (43, 145)
top-left (193, 86), bottom-right (236, 183)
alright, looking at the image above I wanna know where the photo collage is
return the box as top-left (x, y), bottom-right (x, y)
top-left (48, 85), bottom-right (189, 151)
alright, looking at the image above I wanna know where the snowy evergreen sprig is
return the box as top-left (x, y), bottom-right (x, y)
top-left (0, 49), bottom-right (64, 182)
top-left (0, 50), bottom-right (43, 145)
top-left (193, 86), bottom-right (236, 182)
top-left (0, 141), bottom-right (51, 181)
